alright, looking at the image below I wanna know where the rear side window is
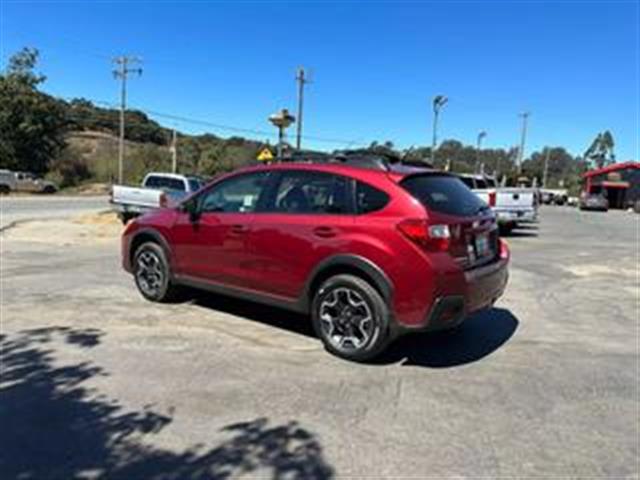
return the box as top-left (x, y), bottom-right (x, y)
top-left (270, 171), bottom-right (351, 214)
top-left (401, 175), bottom-right (487, 217)
top-left (356, 181), bottom-right (389, 214)
top-left (475, 178), bottom-right (488, 189)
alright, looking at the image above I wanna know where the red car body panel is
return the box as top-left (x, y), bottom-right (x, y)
top-left (122, 163), bottom-right (509, 330)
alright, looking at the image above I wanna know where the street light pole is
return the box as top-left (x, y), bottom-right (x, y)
top-left (431, 95), bottom-right (448, 164)
top-left (476, 131), bottom-right (487, 174)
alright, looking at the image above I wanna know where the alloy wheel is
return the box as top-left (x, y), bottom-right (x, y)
top-left (318, 287), bottom-right (374, 352)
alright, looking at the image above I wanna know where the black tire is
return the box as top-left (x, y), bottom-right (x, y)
top-left (133, 242), bottom-right (180, 302)
top-left (0, 185), bottom-right (10, 195)
top-left (42, 185), bottom-right (56, 194)
top-left (311, 274), bottom-right (391, 362)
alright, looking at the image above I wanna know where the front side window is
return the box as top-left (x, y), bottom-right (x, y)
top-left (198, 172), bottom-right (269, 213)
top-left (270, 171), bottom-right (351, 214)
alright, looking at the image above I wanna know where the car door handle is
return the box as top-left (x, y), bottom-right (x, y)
top-left (230, 224), bottom-right (249, 234)
top-left (313, 226), bottom-right (336, 238)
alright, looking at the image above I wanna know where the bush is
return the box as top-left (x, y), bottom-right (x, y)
top-left (47, 146), bottom-right (92, 188)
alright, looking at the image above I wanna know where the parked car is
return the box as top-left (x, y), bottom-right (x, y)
top-left (121, 162), bottom-right (510, 361)
top-left (0, 170), bottom-right (57, 194)
top-left (110, 172), bottom-right (204, 224)
top-left (458, 174), bottom-right (537, 234)
top-left (579, 193), bottom-right (608, 211)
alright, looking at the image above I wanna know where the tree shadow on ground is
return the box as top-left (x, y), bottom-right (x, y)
top-left (375, 308), bottom-right (519, 368)
top-left (0, 327), bottom-right (334, 479)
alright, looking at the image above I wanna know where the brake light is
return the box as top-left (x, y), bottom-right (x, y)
top-left (499, 238), bottom-right (510, 260)
top-left (488, 191), bottom-right (496, 207)
top-left (159, 193), bottom-right (168, 208)
top-left (397, 219), bottom-right (450, 252)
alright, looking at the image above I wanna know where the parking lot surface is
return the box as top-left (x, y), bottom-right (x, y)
top-left (1, 205), bottom-right (637, 478)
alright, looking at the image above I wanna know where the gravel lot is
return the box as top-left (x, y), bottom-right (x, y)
top-left (1, 204), bottom-right (638, 479)
top-left (0, 195), bottom-right (108, 230)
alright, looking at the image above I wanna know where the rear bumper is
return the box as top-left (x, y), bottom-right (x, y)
top-left (406, 258), bottom-right (509, 332)
top-left (494, 208), bottom-right (537, 224)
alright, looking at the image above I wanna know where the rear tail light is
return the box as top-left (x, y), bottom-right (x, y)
top-left (397, 219), bottom-right (450, 252)
top-left (159, 193), bottom-right (168, 208)
top-left (488, 191), bottom-right (496, 207)
top-left (499, 238), bottom-right (510, 260)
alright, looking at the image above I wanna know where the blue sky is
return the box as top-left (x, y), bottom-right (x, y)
top-left (1, 0), bottom-right (638, 159)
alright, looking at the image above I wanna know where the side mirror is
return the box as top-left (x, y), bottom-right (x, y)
top-left (181, 200), bottom-right (200, 223)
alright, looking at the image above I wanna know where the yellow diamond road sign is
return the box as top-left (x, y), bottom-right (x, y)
top-left (257, 148), bottom-right (274, 161)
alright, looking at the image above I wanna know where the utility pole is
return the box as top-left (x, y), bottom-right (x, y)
top-left (517, 112), bottom-right (530, 174)
top-left (543, 147), bottom-right (551, 188)
top-left (431, 95), bottom-right (448, 164)
top-left (170, 129), bottom-right (177, 173)
top-left (295, 67), bottom-right (310, 151)
top-left (113, 56), bottom-right (142, 184)
top-left (476, 131), bottom-right (487, 174)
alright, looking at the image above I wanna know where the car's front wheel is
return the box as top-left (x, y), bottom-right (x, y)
top-left (311, 274), bottom-right (391, 362)
top-left (133, 242), bottom-right (180, 302)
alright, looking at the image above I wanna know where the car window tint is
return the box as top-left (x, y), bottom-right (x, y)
top-left (271, 171), bottom-right (351, 214)
top-left (401, 174), bottom-right (487, 217)
top-left (145, 176), bottom-right (160, 188)
top-left (476, 178), bottom-right (488, 189)
top-left (459, 176), bottom-right (475, 189)
top-left (199, 172), bottom-right (269, 213)
top-left (356, 181), bottom-right (389, 214)
top-left (188, 178), bottom-right (202, 192)
top-left (166, 178), bottom-right (186, 191)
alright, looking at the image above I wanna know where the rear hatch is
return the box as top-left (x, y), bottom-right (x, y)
top-left (399, 173), bottom-right (499, 269)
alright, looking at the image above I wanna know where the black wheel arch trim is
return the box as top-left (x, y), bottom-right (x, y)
top-left (301, 254), bottom-right (393, 312)
top-left (129, 228), bottom-right (175, 273)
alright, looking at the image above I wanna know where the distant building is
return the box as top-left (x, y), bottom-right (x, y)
top-left (582, 162), bottom-right (640, 209)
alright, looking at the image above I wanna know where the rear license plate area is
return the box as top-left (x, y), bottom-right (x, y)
top-left (474, 233), bottom-right (491, 258)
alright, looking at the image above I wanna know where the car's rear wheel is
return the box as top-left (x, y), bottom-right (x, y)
top-left (133, 242), bottom-right (180, 302)
top-left (311, 274), bottom-right (391, 362)
top-left (0, 185), bottom-right (10, 195)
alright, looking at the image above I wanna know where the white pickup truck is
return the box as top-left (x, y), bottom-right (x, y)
top-left (458, 174), bottom-right (538, 233)
top-left (110, 172), bottom-right (204, 223)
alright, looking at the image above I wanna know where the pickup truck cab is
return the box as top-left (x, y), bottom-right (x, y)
top-left (111, 172), bottom-right (204, 224)
top-left (458, 174), bottom-right (538, 234)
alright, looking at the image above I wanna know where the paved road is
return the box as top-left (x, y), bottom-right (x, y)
top-left (0, 195), bottom-right (109, 230)
top-left (1, 206), bottom-right (637, 478)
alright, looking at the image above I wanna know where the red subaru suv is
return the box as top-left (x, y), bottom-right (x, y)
top-left (122, 161), bottom-right (509, 361)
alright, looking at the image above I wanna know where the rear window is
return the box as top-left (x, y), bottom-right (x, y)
top-left (145, 176), bottom-right (185, 191)
top-left (401, 174), bottom-right (488, 217)
top-left (475, 178), bottom-right (488, 189)
top-left (459, 176), bottom-right (475, 189)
